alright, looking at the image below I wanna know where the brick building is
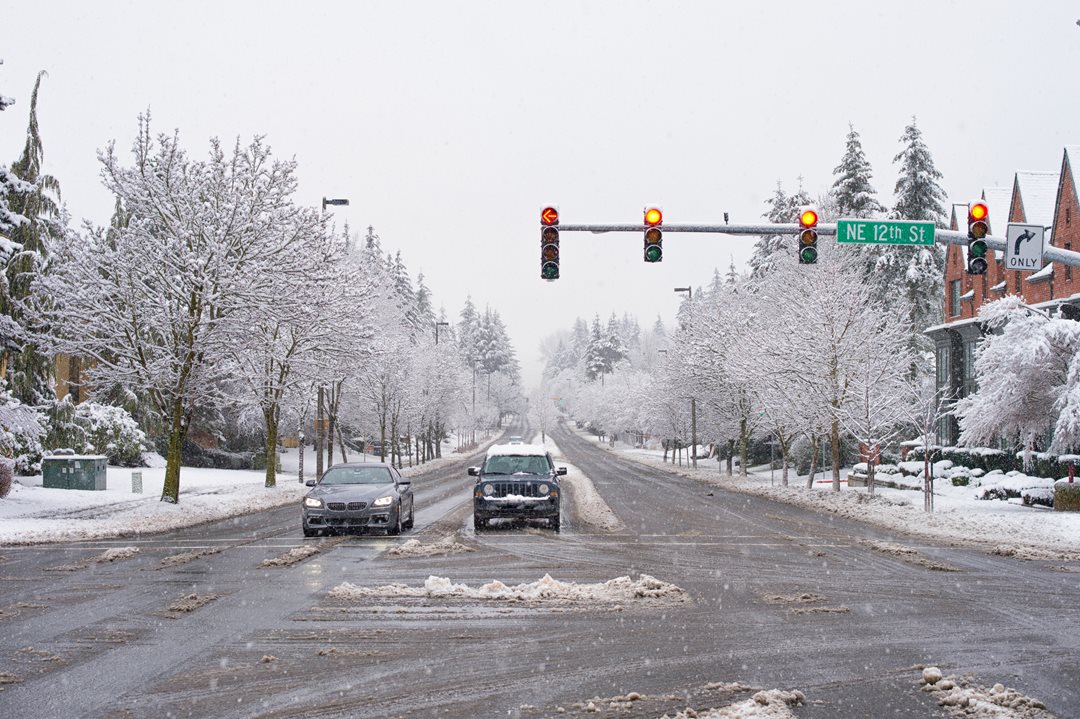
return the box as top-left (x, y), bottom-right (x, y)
top-left (927, 146), bottom-right (1080, 444)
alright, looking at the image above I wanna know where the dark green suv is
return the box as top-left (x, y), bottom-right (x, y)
top-left (469, 444), bottom-right (566, 532)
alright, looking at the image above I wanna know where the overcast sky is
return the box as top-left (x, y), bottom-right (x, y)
top-left (2, 1), bottom-right (1079, 386)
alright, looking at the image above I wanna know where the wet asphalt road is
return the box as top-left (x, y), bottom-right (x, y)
top-left (1, 422), bottom-right (1079, 718)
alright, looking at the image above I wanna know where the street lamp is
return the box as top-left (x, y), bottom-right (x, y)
top-left (435, 321), bottom-right (450, 345)
top-left (672, 288), bottom-right (696, 468)
top-left (313, 195), bottom-right (349, 474)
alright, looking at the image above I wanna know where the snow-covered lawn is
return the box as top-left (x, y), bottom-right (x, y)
top-left (0, 442), bottom-right (476, 546)
top-left (580, 431), bottom-right (1080, 559)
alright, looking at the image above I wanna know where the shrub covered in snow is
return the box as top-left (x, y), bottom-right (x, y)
top-left (1055, 480), bottom-right (1080, 512)
top-left (975, 473), bottom-right (1056, 502)
top-left (73, 402), bottom-right (147, 467)
top-left (0, 382), bottom-right (45, 476)
top-left (908, 445), bottom-right (1080, 478)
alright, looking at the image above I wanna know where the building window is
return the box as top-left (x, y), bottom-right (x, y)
top-left (1068, 243), bottom-right (1073, 282)
top-left (963, 341), bottom-right (977, 397)
top-left (950, 279), bottom-right (961, 317)
top-left (1068, 208), bottom-right (1072, 225)
top-left (936, 346), bottom-right (951, 388)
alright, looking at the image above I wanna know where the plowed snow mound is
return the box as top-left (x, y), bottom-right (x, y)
top-left (329, 573), bottom-right (687, 605)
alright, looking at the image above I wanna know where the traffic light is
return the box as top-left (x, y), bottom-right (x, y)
top-left (644, 207), bottom-right (663, 262)
top-left (967, 201), bottom-right (989, 275)
top-left (540, 206), bottom-right (560, 280)
top-left (797, 206), bottom-right (819, 264)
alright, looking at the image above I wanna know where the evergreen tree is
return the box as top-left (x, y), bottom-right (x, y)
top-left (414, 272), bottom-right (435, 332)
top-left (831, 123), bottom-right (886, 218)
top-left (860, 117), bottom-right (948, 368)
top-left (2, 71), bottom-right (61, 405)
top-left (709, 267), bottom-right (724, 294)
top-left (458, 296), bottom-right (480, 367)
top-left (390, 250), bottom-right (418, 334)
top-left (0, 61), bottom-right (26, 233)
top-left (892, 117), bottom-right (947, 225)
top-left (584, 315), bottom-right (607, 381)
top-left (748, 182), bottom-right (789, 283)
top-left (602, 313), bottom-right (628, 371)
top-left (749, 181), bottom-right (812, 284)
top-left (570, 317), bottom-right (590, 364)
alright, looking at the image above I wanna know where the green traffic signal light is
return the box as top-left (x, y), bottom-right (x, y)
top-left (967, 238), bottom-right (988, 275)
top-left (644, 226), bottom-right (662, 263)
top-left (799, 245), bottom-right (818, 264)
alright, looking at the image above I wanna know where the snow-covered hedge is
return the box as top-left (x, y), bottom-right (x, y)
top-left (975, 473), bottom-right (1056, 502)
top-left (1055, 481), bottom-right (1080, 512)
top-left (907, 445), bottom-right (1079, 479)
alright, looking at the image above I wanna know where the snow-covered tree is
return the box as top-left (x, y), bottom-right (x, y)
top-left (1, 70), bottom-right (62, 406)
top-left (831, 123), bottom-right (886, 219)
top-left (37, 116), bottom-right (314, 503)
top-left (956, 298), bottom-right (1080, 458)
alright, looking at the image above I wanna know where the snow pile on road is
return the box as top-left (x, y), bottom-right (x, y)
top-left (920, 667), bottom-right (1052, 718)
top-left (329, 573), bottom-right (687, 605)
top-left (386, 535), bottom-right (474, 558)
top-left (662, 689), bottom-right (805, 718)
top-left (543, 437), bottom-right (625, 532)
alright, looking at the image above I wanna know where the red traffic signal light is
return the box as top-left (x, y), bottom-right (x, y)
top-left (645, 207), bottom-right (663, 226)
top-left (541, 206), bottom-right (560, 226)
top-left (797, 206), bottom-right (819, 264)
top-left (968, 201), bottom-right (989, 239)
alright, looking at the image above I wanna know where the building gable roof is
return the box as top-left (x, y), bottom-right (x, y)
top-left (980, 187), bottom-right (1012, 233)
top-left (1013, 170), bottom-right (1059, 228)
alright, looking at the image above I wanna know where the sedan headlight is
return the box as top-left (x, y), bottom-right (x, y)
top-left (482, 483), bottom-right (494, 496)
top-left (538, 483), bottom-right (550, 495)
top-left (304, 497), bottom-right (323, 508)
top-left (372, 495), bottom-right (394, 507)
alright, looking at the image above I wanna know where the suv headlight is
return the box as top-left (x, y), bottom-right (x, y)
top-left (372, 495), bottom-right (393, 507)
top-left (538, 483), bottom-right (550, 495)
top-left (304, 497), bottom-right (323, 508)
top-left (482, 483), bottom-right (494, 496)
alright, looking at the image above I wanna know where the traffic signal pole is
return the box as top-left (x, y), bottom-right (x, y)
top-left (552, 222), bottom-right (1080, 269)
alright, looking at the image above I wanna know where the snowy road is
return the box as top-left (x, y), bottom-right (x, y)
top-left (0, 421), bottom-right (1076, 718)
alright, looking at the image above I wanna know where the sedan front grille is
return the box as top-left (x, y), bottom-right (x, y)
top-left (326, 501), bottom-right (368, 511)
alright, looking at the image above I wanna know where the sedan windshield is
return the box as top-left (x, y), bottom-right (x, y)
top-left (320, 467), bottom-right (393, 485)
top-left (482, 456), bottom-right (550, 475)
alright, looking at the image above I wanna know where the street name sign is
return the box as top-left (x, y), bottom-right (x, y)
top-left (836, 219), bottom-right (935, 246)
top-left (1005, 223), bottom-right (1045, 272)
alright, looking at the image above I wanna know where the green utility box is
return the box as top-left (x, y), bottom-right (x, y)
top-left (42, 455), bottom-right (108, 491)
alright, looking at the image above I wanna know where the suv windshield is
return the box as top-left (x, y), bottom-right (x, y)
top-left (481, 455), bottom-right (551, 476)
top-left (320, 467), bottom-right (393, 485)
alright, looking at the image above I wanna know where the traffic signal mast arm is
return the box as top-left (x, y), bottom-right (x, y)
top-left (553, 222), bottom-right (1080, 269)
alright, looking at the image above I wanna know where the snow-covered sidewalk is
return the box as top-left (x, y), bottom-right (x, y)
top-left (577, 431), bottom-right (1080, 559)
